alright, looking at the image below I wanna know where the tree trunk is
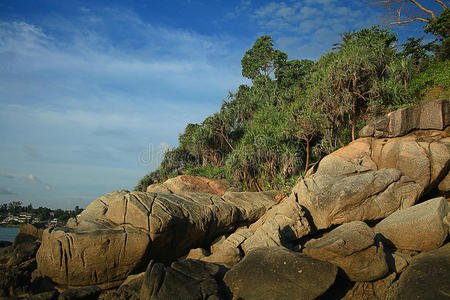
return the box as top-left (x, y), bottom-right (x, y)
top-left (304, 139), bottom-right (310, 174)
top-left (352, 101), bottom-right (357, 141)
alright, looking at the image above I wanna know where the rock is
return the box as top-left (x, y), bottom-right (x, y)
top-left (386, 251), bottom-right (412, 274)
top-left (186, 248), bottom-right (209, 260)
top-left (371, 133), bottom-right (450, 195)
top-left (304, 221), bottom-right (389, 281)
top-left (395, 243), bottom-right (450, 300)
top-left (209, 235), bottom-right (227, 254)
top-left (375, 197), bottom-right (449, 252)
top-left (359, 99), bottom-right (449, 138)
top-left (292, 169), bottom-right (421, 230)
top-left (26, 290), bottom-right (59, 300)
top-left (202, 228), bottom-right (253, 266)
top-left (58, 286), bottom-right (101, 300)
top-left (111, 272), bottom-right (144, 300)
top-left (0, 259), bottom-right (36, 297)
top-left (223, 247), bottom-right (337, 300)
top-left (241, 197), bottom-right (311, 253)
top-left (37, 225), bottom-right (150, 289)
top-left (146, 175), bottom-right (229, 196)
top-left (342, 272), bottom-right (398, 300)
top-left (8, 229), bottom-right (41, 266)
top-left (37, 190), bottom-right (276, 288)
top-left (0, 241), bottom-right (11, 248)
top-left (140, 259), bottom-right (223, 300)
top-left (19, 224), bottom-right (44, 241)
top-left (316, 129), bottom-right (450, 196)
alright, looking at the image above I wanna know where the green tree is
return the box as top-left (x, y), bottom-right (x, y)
top-left (241, 35), bottom-right (288, 81)
top-left (275, 59), bottom-right (315, 89)
top-left (425, 7), bottom-right (450, 60)
top-left (287, 100), bottom-right (324, 173)
top-left (310, 27), bottom-right (399, 141)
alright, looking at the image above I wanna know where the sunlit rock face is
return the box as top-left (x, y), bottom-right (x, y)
top-left (36, 190), bottom-right (277, 288)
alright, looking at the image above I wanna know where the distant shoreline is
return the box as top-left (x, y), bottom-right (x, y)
top-left (0, 224), bottom-right (21, 228)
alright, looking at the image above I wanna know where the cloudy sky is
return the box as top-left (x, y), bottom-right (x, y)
top-left (0, 0), bottom-right (434, 209)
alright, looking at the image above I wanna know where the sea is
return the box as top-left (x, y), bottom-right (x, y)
top-left (0, 227), bottom-right (20, 242)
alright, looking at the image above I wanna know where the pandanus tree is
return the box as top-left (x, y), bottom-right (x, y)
top-left (310, 27), bottom-right (398, 142)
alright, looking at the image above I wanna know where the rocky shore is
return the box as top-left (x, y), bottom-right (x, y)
top-left (1, 99), bottom-right (449, 299)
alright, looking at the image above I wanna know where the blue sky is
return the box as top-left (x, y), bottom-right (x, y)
top-left (0, 0), bottom-right (437, 209)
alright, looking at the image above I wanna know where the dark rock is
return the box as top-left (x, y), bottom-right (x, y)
top-left (395, 243), bottom-right (450, 300)
top-left (110, 272), bottom-right (144, 300)
top-left (58, 286), bottom-right (101, 300)
top-left (0, 241), bottom-right (12, 248)
top-left (25, 290), bottom-right (59, 300)
top-left (0, 260), bottom-right (36, 297)
top-left (140, 259), bottom-right (223, 300)
top-left (223, 247), bottom-right (337, 300)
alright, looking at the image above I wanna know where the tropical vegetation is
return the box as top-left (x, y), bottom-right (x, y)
top-left (136, 7), bottom-right (449, 193)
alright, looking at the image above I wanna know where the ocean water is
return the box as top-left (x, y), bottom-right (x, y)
top-left (0, 227), bottom-right (20, 242)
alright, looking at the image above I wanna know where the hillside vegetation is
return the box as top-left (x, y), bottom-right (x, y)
top-left (136, 9), bottom-right (449, 192)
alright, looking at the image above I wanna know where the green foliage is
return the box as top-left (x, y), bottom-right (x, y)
top-left (134, 171), bottom-right (159, 191)
top-left (183, 164), bottom-right (227, 179)
top-left (137, 25), bottom-right (445, 193)
top-left (241, 35), bottom-right (288, 80)
top-left (425, 8), bottom-right (450, 61)
top-left (275, 59), bottom-right (315, 89)
top-left (408, 60), bottom-right (450, 101)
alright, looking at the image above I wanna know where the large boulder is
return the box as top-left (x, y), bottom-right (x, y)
top-left (37, 190), bottom-right (277, 288)
top-left (304, 221), bottom-right (389, 282)
top-left (292, 168), bottom-right (421, 230)
top-left (317, 128), bottom-right (450, 196)
top-left (146, 175), bottom-right (229, 196)
top-left (223, 247), bottom-right (337, 300)
top-left (394, 243), bottom-right (450, 300)
top-left (359, 99), bottom-right (449, 138)
top-left (375, 197), bottom-right (449, 252)
top-left (140, 259), bottom-right (223, 300)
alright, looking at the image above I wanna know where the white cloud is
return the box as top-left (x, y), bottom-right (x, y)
top-left (26, 174), bottom-right (42, 184)
top-left (248, 0), bottom-right (380, 58)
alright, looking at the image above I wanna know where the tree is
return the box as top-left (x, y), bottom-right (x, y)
top-left (369, 0), bottom-right (448, 25)
top-left (275, 59), bottom-right (315, 89)
top-left (317, 27), bottom-right (398, 141)
top-left (425, 8), bottom-right (450, 60)
top-left (287, 101), bottom-right (323, 173)
top-left (241, 35), bottom-right (288, 81)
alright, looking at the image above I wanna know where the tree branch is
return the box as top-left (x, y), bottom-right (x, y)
top-left (410, 0), bottom-right (436, 20)
top-left (390, 17), bottom-right (430, 25)
top-left (434, 0), bottom-right (447, 9)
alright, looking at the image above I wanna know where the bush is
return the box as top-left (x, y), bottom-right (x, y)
top-left (408, 60), bottom-right (450, 102)
top-left (134, 173), bottom-right (155, 191)
top-left (183, 164), bottom-right (227, 179)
